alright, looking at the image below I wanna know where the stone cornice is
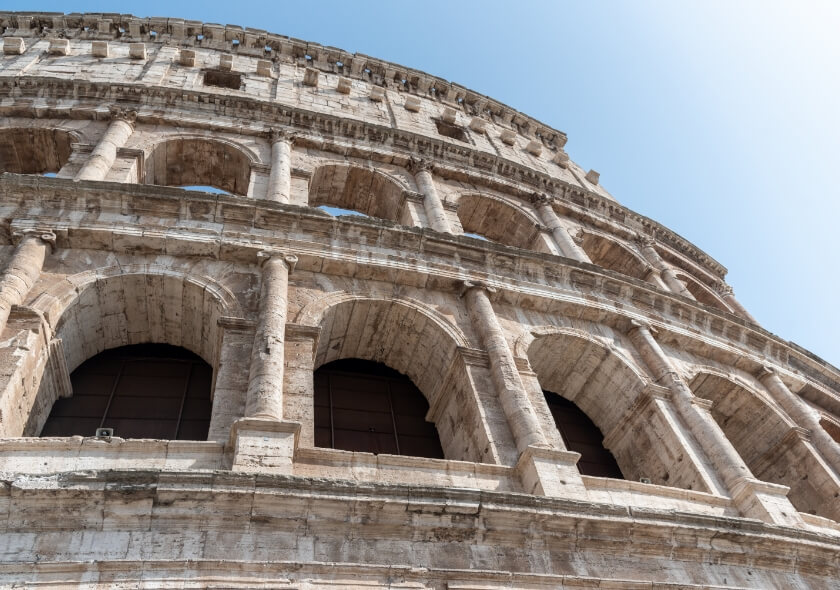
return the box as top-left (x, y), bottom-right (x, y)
top-left (0, 76), bottom-right (727, 279)
top-left (0, 11), bottom-right (568, 149)
top-left (0, 173), bottom-right (835, 395)
top-left (2, 469), bottom-right (839, 575)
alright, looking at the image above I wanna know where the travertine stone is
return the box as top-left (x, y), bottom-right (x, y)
top-left (0, 230), bottom-right (55, 336)
top-left (462, 282), bottom-right (547, 455)
top-left (48, 38), bottom-right (70, 56)
top-left (530, 193), bottom-right (590, 262)
top-left (410, 159), bottom-right (452, 233)
top-left (0, 11), bottom-right (837, 588)
top-left (245, 252), bottom-right (296, 421)
top-left (74, 108), bottom-right (135, 181)
top-left (266, 129), bottom-right (293, 203)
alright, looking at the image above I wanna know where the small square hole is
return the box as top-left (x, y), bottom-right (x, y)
top-left (434, 119), bottom-right (468, 142)
top-left (204, 70), bottom-right (242, 89)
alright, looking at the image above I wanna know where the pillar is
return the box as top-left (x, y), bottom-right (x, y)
top-left (0, 229), bottom-right (56, 335)
top-left (530, 193), bottom-right (589, 262)
top-left (461, 281), bottom-right (547, 454)
top-left (714, 281), bottom-right (758, 323)
top-left (634, 235), bottom-right (694, 299)
top-left (758, 366), bottom-right (840, 474)
top-left (75, 107), bottom-right (136, 181)
top-left (627, 320), bottom-right (801, 525)
top-left (245, 251), bottom-right (297, 421)
top-left (410, 158), bottom-right (451, 233)
top-left (266, 128), bottom-right (294, 203)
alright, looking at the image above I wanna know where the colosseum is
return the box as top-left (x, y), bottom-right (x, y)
top-left (0, 11), bottom-right (838, 589)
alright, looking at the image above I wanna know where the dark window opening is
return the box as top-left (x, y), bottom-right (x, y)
top-left (544, 390), bottom-right (624, 479)
top-left (314, 358), bottom-right (444, 459)
top-left (434, 119), bottom-right (468, 142)
top-left (203, 70), bottom-right (242, 90)
top-left (41, 343), bottom-right (212, 441)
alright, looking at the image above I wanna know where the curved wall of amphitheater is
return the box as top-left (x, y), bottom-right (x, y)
top-left (1, 12), bottom-right (839, 589)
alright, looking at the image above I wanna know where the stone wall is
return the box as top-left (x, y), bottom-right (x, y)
top-left (0, 12), bottom-right (838, 588)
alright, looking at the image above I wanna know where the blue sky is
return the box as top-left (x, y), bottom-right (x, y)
top-left (9, 1), bottom-right (840, 366)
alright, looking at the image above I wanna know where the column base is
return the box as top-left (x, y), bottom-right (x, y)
top-left (729, 477), bottom-right (802, 526)
top-left (515, 445), bottom-right (588, 499)
top-left (228, 417), bottom-right (301, 475)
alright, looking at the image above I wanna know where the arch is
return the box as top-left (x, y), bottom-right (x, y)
top-left (293, 294), bottom-right (501, 464)
top-left (526, 327), bottom-right (712, 490)
top-left (688, 369), bottom-right (840, 520)
top-left (579, 231), bottom-right (650, 281)
top-left (455, 193), bottom-right (541, 250)
top-left (0, 127), bottom-right (77, 174)
top-left (144, 136), bottom-right (254, 195)
top-left (17, 266), bottom-right (245, 439)
top-left (308, 164), bottom-right (409, 222)
top-left (675, 272), bottom-right (732, 312)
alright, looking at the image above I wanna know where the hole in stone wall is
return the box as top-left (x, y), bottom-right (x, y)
top-left (314, 358), bottom-right (444, 459)
top-left (180, 185), bottom-right (229, 194)
top-left (434, 119), bottom-right (468, 142)
top-left (40, 344), bottom-right (212, 441)
top-left (318, 205), bottom-right (368, 218)
top-left (196, 33), bottom-right (204, 41)
top-left (203, 70), bottom-right (242, 89)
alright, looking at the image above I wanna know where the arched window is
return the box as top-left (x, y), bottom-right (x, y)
top-left (544, 390), bottom-right (623, 478)
top-left (456, 194), bottom-right (539, 250)
top-left (579, 232), bottom-right (649, 281)
top-left (0, 128), bottom-right (74, 175)
top-left (145, 138), bottom-right (252, 195)
top-left (314, 358), bottom-right (444, 459)
top-left (40, 344), bottom-right (212, 440)
top-left (309, 165), bottom-right (408, 223)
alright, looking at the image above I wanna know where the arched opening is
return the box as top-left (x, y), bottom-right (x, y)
top-left (40, 343), bottom-right (212, 440)
top-left (676, 273), bottom-right (731, 312)
top-left (308, 165), bottom-right (407, 223)
top-left (544, 390), bottom-right (623, 478)
top-left (0, 128), bottom-right (74, 174)
top-left (456, 194), bottom-right (539, 250)
top-left (689, 371), bottom-right (840, 520)
top-left (579, 232), bottom-right (649, 281)
top-left (145, 138), bottom-right (252, 195)
top-left (314, 358), bottom-right (444, 458)
top-left (527, 330), bottom-right (710, 491)
top-left (5, 268), bottom-right (241, 441)
top-left (292, 296), bottom-right (512, 464)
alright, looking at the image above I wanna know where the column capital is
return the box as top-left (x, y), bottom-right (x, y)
top-left (633, 233), bottom-right (656, 248)
top-left (268, 127), bottom-right (297, 144)
top-left (643, 265), bottom-right (661, 281)
top-left (408, 157), bottom-right (435, 174)
top-left (756, 365), bottom-right (780, 381)
top-left (627, 318), bottom-right (658, 335)
top-left (257, 250), bottom-right (298, 272)
top-left (713, 280), bottom-right (734, 296)
top-left (109, 105), bottom-right (137, 127)
top-left (459, 280), bottom-right (497, 299)
top-left (528, 192), bottom-right (554, 207)
top-left (12, 228), bottom-right (57, 251)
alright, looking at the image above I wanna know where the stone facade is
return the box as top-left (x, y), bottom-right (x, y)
top-left (0, 11), bottom-right (838, 589)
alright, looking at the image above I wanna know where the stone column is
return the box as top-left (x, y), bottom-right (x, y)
top-left (266, 128), bottom-right (294, 203)
top-left (0, 229), bottom-right (56, 335)
top-left (530, 193), bottom-right (589, 262)
top-left (74, 107), bottom-right (136, 182)
top-left (627, 320), bottom-right (800, 525)
top-left (461, 281), bottom-right (547, 454)
top-left (758, 366), bottom-right (840, 473)
top-left (245, 251), bottom-right (297, 421)
top-left (714, 281), bottom-right (757, 323)
top-left (410, 159), bottom-right (452, 233)
top-left (634, 235), bottom-right (694, 299)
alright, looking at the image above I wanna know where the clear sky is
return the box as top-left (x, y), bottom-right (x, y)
top-left (8, 1), bottom-right (840, 367)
